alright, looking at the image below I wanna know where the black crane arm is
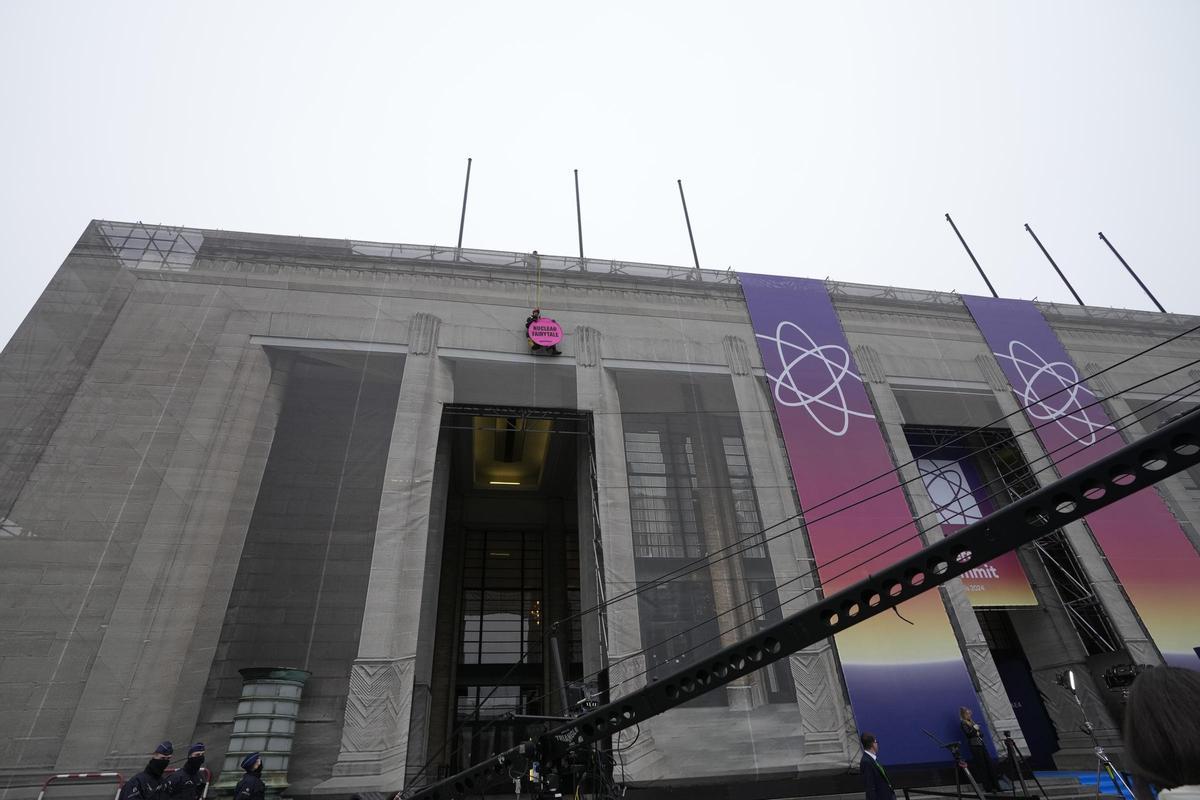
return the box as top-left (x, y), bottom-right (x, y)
top-left (409, 407), bottom-right (1200, 800)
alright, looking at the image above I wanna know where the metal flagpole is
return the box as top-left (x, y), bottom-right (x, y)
top-left (1024, 223), bottom-right (1084, 306)
top-left (457, 157), bottom-right (472, 252)
top-left (1098, 231), bottom-right (1166, 313)
top-left (574, 169), bottom-right (584, 260)
top-left (677, 179), bottom-right (701, 269)
top-left (945, 213), bottom-right (999, 297)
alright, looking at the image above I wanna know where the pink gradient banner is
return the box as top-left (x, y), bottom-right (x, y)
top-left (915, 456), bottom-right (1037, 607)
top-left (742, 273), bottom-right (988, 764)
top-left (964, 296), bottom-right (1200, 668)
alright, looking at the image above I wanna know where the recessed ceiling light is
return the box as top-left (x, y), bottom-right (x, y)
top-left (489, 480), bottom-right (521, 486)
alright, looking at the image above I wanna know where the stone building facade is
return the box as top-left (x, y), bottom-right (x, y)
top-left (1, 221), bottom-right (1198, 798)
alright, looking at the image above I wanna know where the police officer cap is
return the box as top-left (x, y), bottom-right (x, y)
top-left (188, 743), bottom-right (205, 757)
top-left (153, 741), bottom-right (174, 758)
top-left (240, 753), bottom-right (261, 771)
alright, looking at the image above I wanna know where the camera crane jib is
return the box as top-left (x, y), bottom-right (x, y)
top-left (410, 407), bottom-right (1200, 800)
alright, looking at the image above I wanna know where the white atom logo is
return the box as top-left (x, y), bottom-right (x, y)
top-left (996, 340), bottom-right (1114, 445)
top-left (756, 320), bottom-right (874, 437)
top-left (917, 459), bottom-right (983, 526)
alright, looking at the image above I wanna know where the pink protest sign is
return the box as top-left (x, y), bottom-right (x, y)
top-left (528, 318), bottom-right (563, 346)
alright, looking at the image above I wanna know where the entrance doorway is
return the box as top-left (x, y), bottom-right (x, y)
top-left (977, 610), bottom-right (1059, 769)
top-left (427, 406), bottom-right (590, 775)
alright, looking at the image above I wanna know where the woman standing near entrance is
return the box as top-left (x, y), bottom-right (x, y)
top-left (959, 706), bottom-right (1000, 792)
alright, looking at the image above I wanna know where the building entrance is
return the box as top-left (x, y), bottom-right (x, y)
top-left (977, 610), bottom-right (1059, 769)
top-left (427, 407), bottom-right (590, 777)
top-left (904, 423), bottom-right (1111, 769)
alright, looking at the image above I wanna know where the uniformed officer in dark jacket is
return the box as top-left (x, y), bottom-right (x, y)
top-left (162, 742), bottom-right (207, 800)
top-left (119, 741), bottom-right (173, 800)
top-left (233, 752), bottom-right (266, 800)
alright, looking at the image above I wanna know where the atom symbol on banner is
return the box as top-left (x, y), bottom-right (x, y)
top-left (756, 320), bottom-right (874, 437)
top-left (917, 459), bottom-right (983, 526)
top-left (996, 340), bottom-right (1114, 445)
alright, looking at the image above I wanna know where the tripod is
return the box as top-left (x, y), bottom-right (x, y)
top-left (1001, 732), bottom-right (1047, 799)
top-left (1060, 683), bottom-right (1133, 800)
top-left (923, 729), bottom-right (987, 800)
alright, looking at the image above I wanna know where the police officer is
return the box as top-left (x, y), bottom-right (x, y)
top-left (119, 741), bottom-right (173, 800)
top-left (233, 752), bottom-right (266, 800)
top-left (161, 743), bottom-right (207, 800)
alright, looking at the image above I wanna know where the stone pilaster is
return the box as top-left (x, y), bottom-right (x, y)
top-left (320, 313), bottom-right (453, 790)
top-left (979, 357), bottom-right (1163, 668)
top-left (722, 335), bottom-right (854, 763)
top-left (975, 351), bottom-right (1154, 762)
top-left (56, 305), bottom-right (287, 768)
top-left (857, 345), bottom-right (1024, 755)
top-left (1081, 362), bottom-right (1200, 555)
top-left (168, 349), bottom-right (296, 742)
top-left (573, 327), bottom-right (664, 779)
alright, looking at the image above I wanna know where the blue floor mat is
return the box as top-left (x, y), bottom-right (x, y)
top-left (1034, 770), bottom-right (1134, 799)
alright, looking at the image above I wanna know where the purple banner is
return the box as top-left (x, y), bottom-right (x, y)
top-left (964, 296), bottom-right (1200, 669)
top-left (741, 274), bottom-right (987, 764)
top-left (915, 452), bottom-right (1036, 607)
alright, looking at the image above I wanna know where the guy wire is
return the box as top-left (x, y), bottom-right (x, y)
top-left (415, 372), bottom-right (1200, 798)
top-left (489, 373), bottom-right (1200, 740)
top-left (558, 343), bottom-right (1200, 629)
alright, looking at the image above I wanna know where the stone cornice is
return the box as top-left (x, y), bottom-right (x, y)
top-left (835, 303), bottom-right (983, 335)
top-left (127, 260), bottom-right (752, 324)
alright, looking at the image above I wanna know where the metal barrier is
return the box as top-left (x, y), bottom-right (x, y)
top-left (37, 772), bottom-right (125, 800)
top-left (38, 767), bottom-right (212, 800)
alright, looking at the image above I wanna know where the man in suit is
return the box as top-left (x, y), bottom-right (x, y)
top-left (861, 733), bottom-right (896, 800)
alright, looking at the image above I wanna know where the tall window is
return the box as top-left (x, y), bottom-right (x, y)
top-left (622, 413), bottom-right (792, 704)
top-left (723, 434), bottom-right (767, 558)
top-left (460, 530), bottom-right (543, 666)
top-left (625, 427), bottom-right (702, 559)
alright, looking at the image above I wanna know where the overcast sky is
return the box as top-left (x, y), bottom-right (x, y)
top-left (2, 2), bottom-right (1198, 350)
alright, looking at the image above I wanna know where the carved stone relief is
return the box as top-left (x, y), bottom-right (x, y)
top-left (407, 312), bottom-right (442, 356)
top-left (852, 343), bottom-right (887, 385)
top-left (722, 335), bottom-right (754, 376)
top-left (339, 657), bottom-right (414, 759)
top-left (975, 353), bottom-right (1010, 393)
top-left (575, 325), bottom-right (601, 367)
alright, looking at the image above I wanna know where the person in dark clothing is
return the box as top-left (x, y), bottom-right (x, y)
top-left (1123, 667), bottom-right (1200, 800)
top-left (162, 742), bottom-right (207, 800)
top-left (233, 752), bottom-right (266, 800)
top-left (860, 733), bottom-right (895, 800)
top-left (524, 308), bottom-right (561, 355)
top-left (119, 741), bottom-right (173, 800)
top-left (959, 706), bottom-right (1000, 792)
top-left (525, 308), bottom-right (543, 351)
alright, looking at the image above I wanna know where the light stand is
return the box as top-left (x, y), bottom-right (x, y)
top-left (923, 729), bottom-right (987, 800)
top-left (1055, 670), bottom-right (1133, 800)
top-left (1001, 731), bottom-right (1046, 799)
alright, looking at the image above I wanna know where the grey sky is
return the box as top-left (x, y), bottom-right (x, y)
top-left (2, 2), bottom-right (1198, 350)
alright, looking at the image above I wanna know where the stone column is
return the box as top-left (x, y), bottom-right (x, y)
top-left (974, 353), bottom-right (1141, 759)
top-left (854, 344), bottom-right (1024, 755)
top-left (974, 354), bottom-right (1163, 669)
top-left (575, 435), bottom-right (606, 678)
top-left (722, 335), bottom-right (854, 763)
top-left (322, 313), bottom-right (453, 789)
top-left (169, 348), bottom-right (296, 742)
top-left (683, 386), bottom-right (761, 710)
top-left (572, 326), bottom-right (663, 779)
top-left (57, 312), bottom-right (288, 768)
top-left (1082, 364), bottom-right (1200, 554)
